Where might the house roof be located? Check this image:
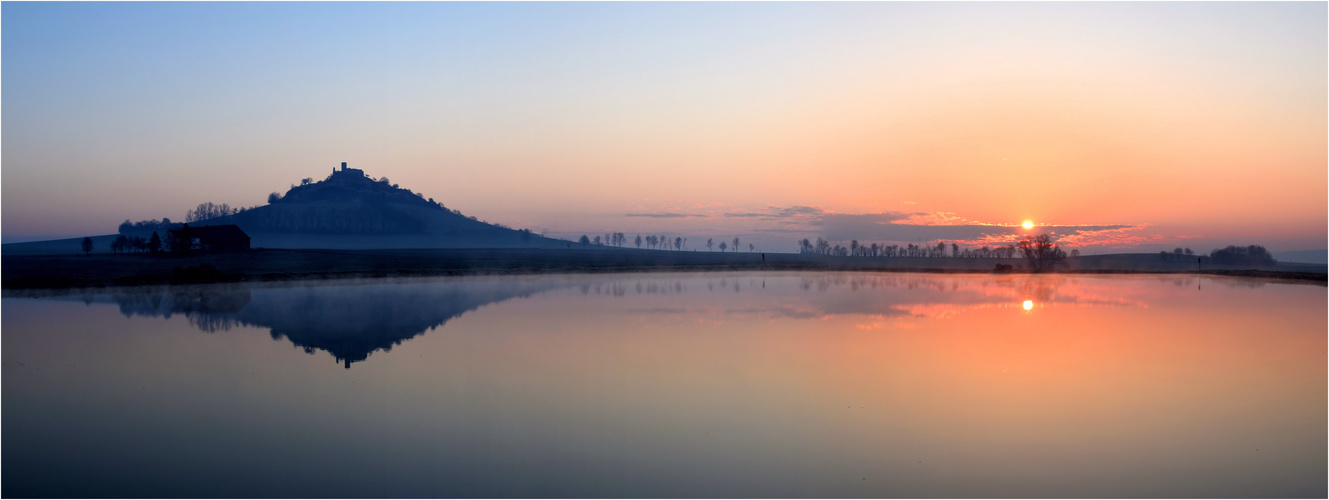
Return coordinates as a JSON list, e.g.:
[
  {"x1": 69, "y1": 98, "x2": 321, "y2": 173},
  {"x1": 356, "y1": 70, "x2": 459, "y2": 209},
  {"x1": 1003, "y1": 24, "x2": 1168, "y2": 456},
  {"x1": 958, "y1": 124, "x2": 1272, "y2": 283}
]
[{"x1": 173, "y1": 224, "x2": 250, "y2": 240}]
